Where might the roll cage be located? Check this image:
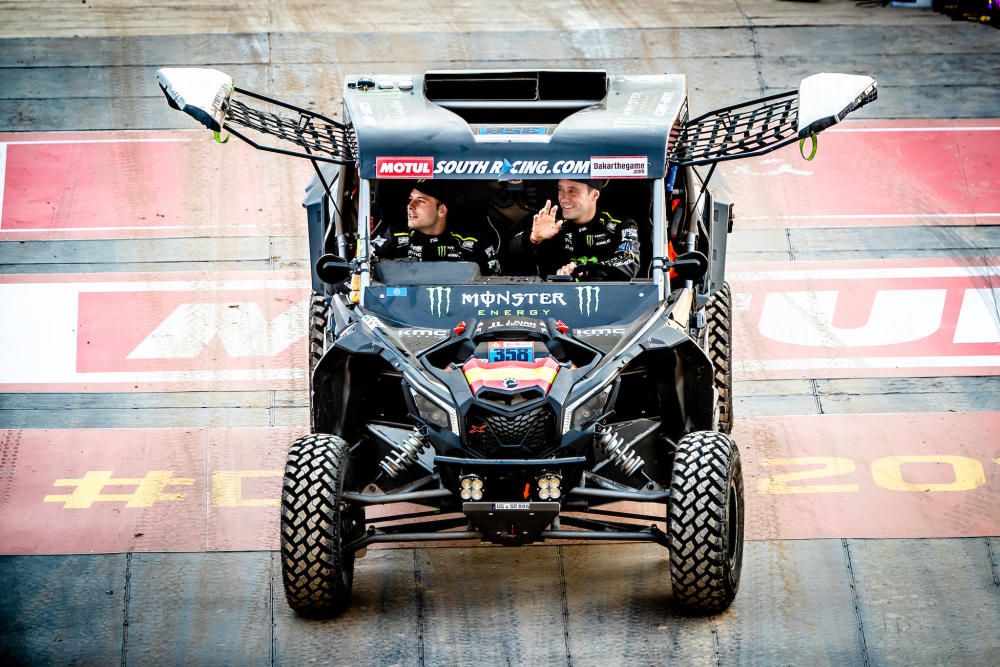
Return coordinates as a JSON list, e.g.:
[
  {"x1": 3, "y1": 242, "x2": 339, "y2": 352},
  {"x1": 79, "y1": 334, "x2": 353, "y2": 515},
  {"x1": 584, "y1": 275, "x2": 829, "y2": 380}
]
[{"x1": 155, "y1": 67, "x2": 877, "y2": 299}]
